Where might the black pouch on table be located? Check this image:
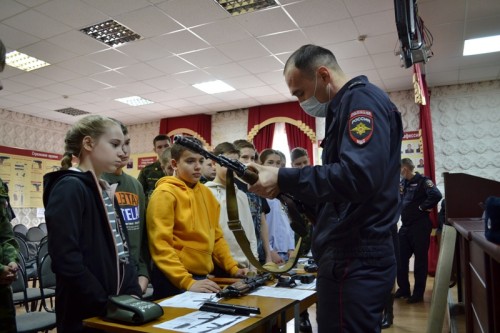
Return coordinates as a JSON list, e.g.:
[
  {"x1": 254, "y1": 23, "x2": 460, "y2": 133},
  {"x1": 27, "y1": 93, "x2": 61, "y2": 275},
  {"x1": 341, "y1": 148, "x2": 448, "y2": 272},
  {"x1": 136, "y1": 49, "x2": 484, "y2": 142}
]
[{"x1": 105, "y1": 295, "x2": 164, "y2": 325}]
